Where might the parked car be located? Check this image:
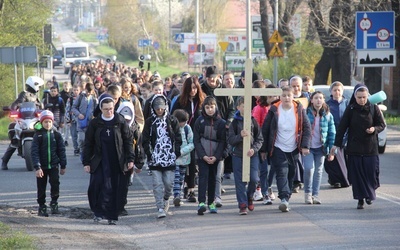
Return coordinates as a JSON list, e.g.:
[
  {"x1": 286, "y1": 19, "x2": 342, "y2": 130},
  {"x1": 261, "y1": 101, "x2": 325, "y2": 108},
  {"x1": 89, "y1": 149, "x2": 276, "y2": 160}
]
[
  {"x1": 313, "y1": 85, "x2": 387, "y2": 154},
  {"x1": 53, "y1": 50, "x2": 63, "y2": 68}
]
